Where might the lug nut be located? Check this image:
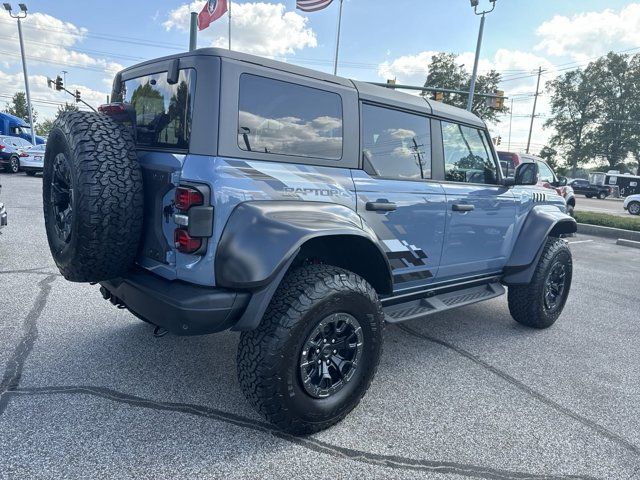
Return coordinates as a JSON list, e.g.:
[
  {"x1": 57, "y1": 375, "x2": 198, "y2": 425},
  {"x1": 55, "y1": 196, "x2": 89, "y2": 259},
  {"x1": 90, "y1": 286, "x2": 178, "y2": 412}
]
[
  {"x1": 333, "y1": 350, "x2": 337, "y2": 354},
  {"x1": 331, "y1": 339, "x2": 335, "y2": 343}
]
